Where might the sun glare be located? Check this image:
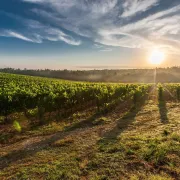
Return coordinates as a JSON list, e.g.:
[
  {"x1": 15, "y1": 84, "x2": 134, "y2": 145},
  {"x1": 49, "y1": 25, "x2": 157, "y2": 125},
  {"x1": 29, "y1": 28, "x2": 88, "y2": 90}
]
[{"x1": 148, "y1": 49, "x2": 165, "y2": 65}]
